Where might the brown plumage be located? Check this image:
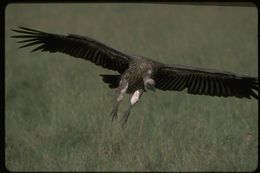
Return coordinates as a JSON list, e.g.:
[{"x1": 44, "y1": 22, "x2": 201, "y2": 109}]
[{"x1": 11, "y1": 27, "x2": 258, "y2": 125}]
